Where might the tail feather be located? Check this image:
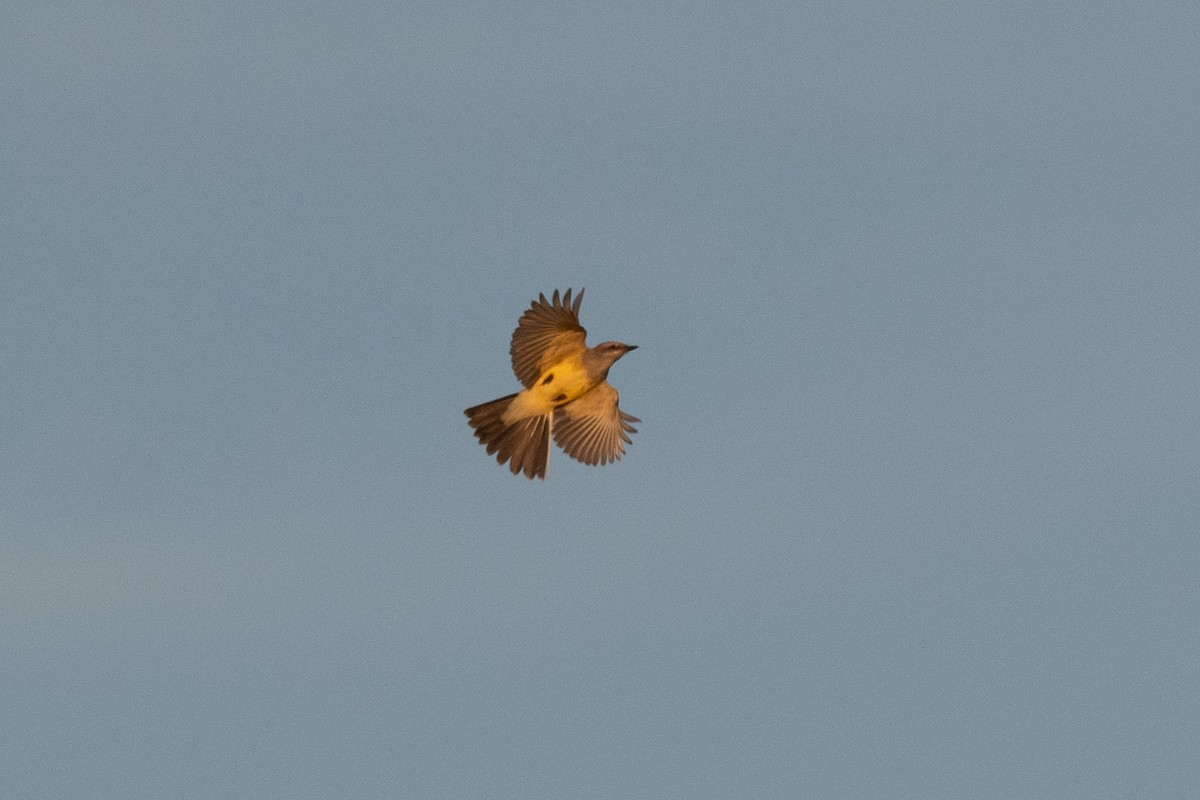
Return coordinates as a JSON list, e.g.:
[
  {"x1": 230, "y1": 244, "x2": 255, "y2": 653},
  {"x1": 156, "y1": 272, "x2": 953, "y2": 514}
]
[
  {"x1": 464, "y1": 394, "x2": 552, "y2": 479},
  {"x1": 504, "y1": 416, "x2": 549, "y2": 478}
]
